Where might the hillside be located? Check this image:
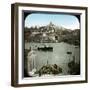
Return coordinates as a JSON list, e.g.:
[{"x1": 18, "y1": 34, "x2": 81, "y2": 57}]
[{"x1": 24, "y1": 22, "x2": 80, "y2": 46}]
